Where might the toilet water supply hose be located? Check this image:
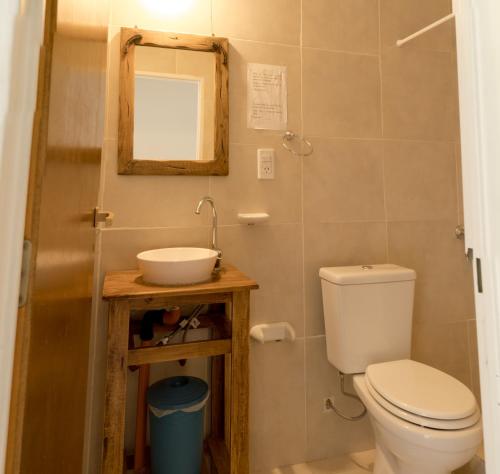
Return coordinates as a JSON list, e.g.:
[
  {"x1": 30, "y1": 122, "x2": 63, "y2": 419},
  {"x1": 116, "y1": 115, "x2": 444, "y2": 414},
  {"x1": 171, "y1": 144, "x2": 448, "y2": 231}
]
[{"x1": 326, "y1": 372, "x2": 367, "y2": 421}]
